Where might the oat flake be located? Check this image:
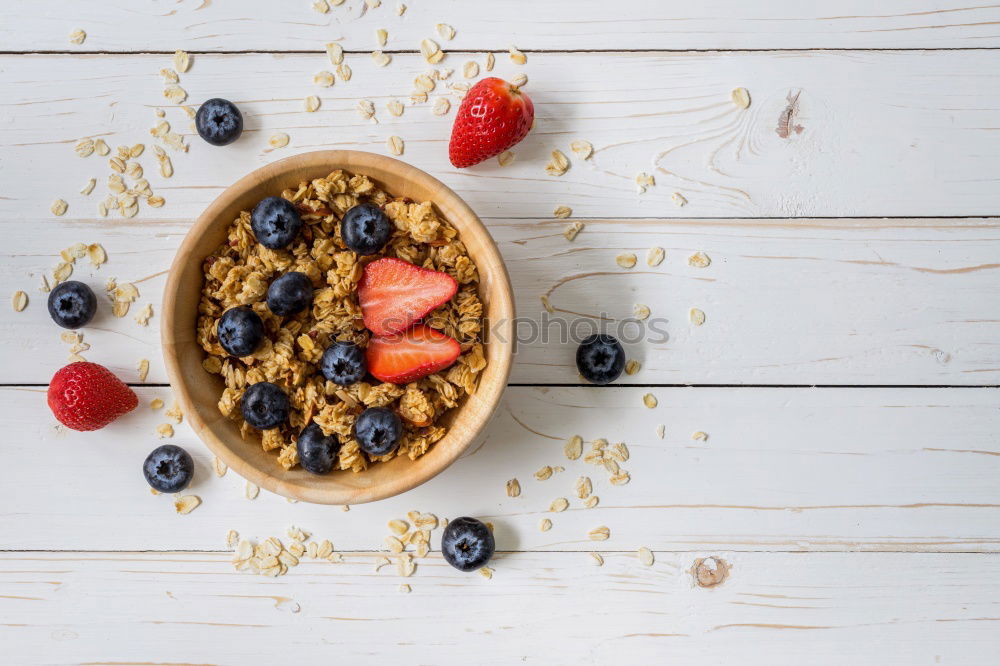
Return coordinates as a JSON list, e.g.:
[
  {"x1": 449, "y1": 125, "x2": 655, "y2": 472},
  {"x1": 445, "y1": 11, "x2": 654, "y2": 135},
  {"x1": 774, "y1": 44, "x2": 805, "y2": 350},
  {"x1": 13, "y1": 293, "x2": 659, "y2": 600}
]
[
  {"x1": 175, "y1": 495, "x2": 201, "y2": 514},
  {"x1": 638, "y1": 547, "x2": 654, "y2": 566},
  {"x1": 534, "y1": 465, "x2": 553, "y2": 481},
  {"x1": 590, "y1": 552, "x2": 604, "y2": 566},
  {"x1": 80, "y1": 178, "x2": 96, "y2": 195},
  {"x1": 372, "y1": 50, "x2": 392, "y2": 67},
  {"x1": 305, "y1": 96, "x2": 321, "y2": 112},
  {"x1": 643, "y1": 393, "x2": 657, "y2": 408},
  {"x1": 692, "y1": 431, "x2": 709, "y2": 442},
  {"x1": 539, "y1": 518, "x2": 552, "y2": 532},
  {"x1": 436, "y1": 23, "x2": 456, "y2": 40},
  {"x1": 545, "y1": 150, "x2": 569, "y2": 176},
  {"x1": 625, "y1": 359, "x2": 641, "y2": 375},
  {"x1": 505, "y1": 478, "x2": 521, "y2": 497},
  {"x1": 511, "y1": 73, "x2": 528, "y2": 88},
  {"x1": 564, "y1": 435, "x2": 583, "y2": 460},
  {"x1": 646, "y1": 246, "x2": 665, "y2": 267},
  {"x1": 570, "y1": 140, "x2": 593, "y2": 160},
  {"x1": 213, "y1": 456, "x2": 228, "y2": 477},
  {"x1": 463, "y1": 61, "x2": 479, "y2": 79},
  {"x1": 550, "y1": 497, "x2": 569, "y2": 512},
  {"x1": 731, "y1": 87, "x2": 751, "y2": 109},
  {"x1": 672, "y1": 192, "x2": 688, "y2": 207},
  {"x1": 387, "y1": 99, "x2": 404, "y2": 116},
  {"x1": 51, "y1": 199, "x2": 68, "y2": 216},
  {"x1": 387, "y1": 135, "x2": 404, "y2": 156},
  {"x1": 137, "y1": 359, "x2": 150, "y2": 382},
  {"x1": 269, "y1": 133, "x2": 290, "y2": 149},
  {"x1": 69, "y1": 29, "x2": 86, "y2": 45},
  {"x1": 634, "y1": 303, "x2": 651, "y2": 320},
  {"x1": 497, "y1": 150, "x2": 515, "y2": 167},
  {"x1": 12, "y1": 291, "x2": 27, "y2": 312},
  {"x1": 509, "y1": 46, "x2": 527, "y2": 65},
  {"x1": 314, "y1": 70, "x2": 335, "y2": 87},
  {"x1": 615, "y1": 253, "x2": 637, "y2": 269},
  {"x1": 575, "y1": 476, "x2": 592, "y2": 499},
  {"x1": 589, "y1": 526, "x2": 610, "y2": 541},
  {"x1": 326, "y1": 43, "x2": 344, "y2": 65},
  {"x1": 479, "y1": 566, "x2": 493, "y2": 579},
  {"x1": 688, "y1": 251, "x2": 711, "y2": 268},
  {"x1": 174, "y1": 50, "x2": 191, "y2": 73},
  {"x1": 245, "y1": 481, "x2": 260, "y2": 500},
  {"x1": 485, "y1": 52, "x2": 495, "y2": 71},
  {"x1": 690, "y1": 308, "x2": 706, "y2": 326},
  {"x1": 656, "y1": 424, "x2": 665, "y2": 439},
  {"x1": 563, "y1": 221, "x2": 584, "y2": 241},
  {"x1": 163, "y1": 85, "x2": 188, "y2": 104}
]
